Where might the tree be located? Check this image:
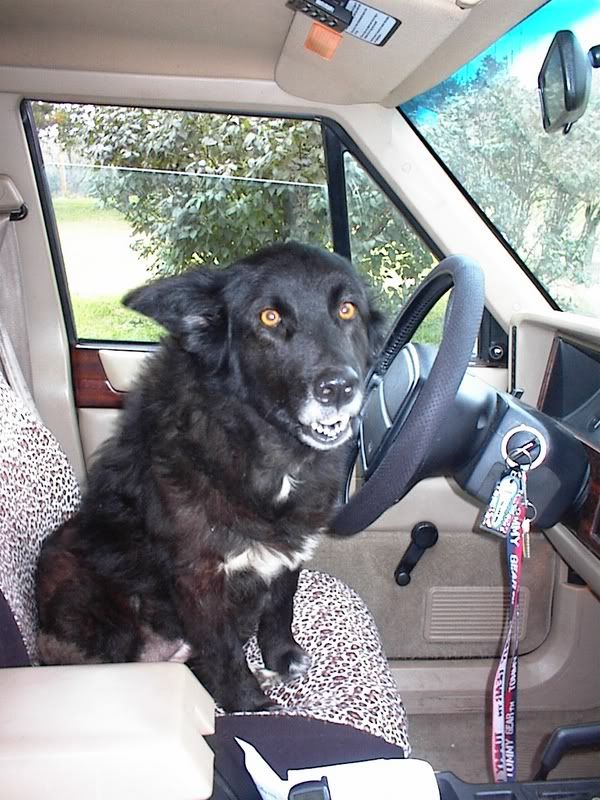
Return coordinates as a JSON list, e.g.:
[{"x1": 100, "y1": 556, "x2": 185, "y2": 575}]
[
  {"x1": 52, "y1": 106, "x2": 330, "y2": 275},
  {"x1": 37, "y1": 53, "x2": 600, "y2": 319},
  {"x1": 344, "y1": 153, "x2": 438, "y2": 314},
  {"x1": 37, "y1": 103, "x2": 438, "y2": 318},
  {"x1": 403, "y1": 56, "x2": 600, "y2": 305}
]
